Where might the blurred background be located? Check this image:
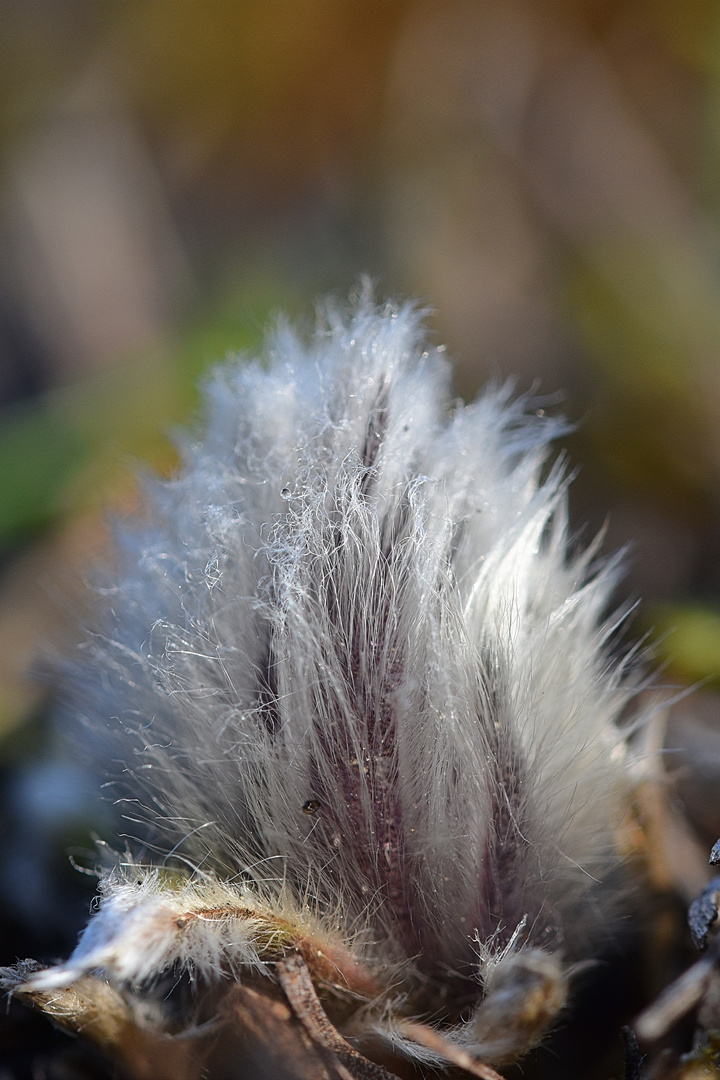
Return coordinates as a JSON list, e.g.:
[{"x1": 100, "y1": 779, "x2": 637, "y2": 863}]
[{"x1": 3, "y1": 1, "x2": 720, "y2": 1075}]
